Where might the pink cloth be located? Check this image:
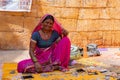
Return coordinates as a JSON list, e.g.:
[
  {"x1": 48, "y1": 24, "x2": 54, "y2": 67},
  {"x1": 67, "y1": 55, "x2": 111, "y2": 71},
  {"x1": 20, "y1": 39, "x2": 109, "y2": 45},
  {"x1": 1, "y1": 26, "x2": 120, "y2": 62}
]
[
  {"x1": 32, "y1": 14, "x2": 62, "y2": 35},
  {"x1": 17, "y1": 14, "x2": 71, "y2": 73}
]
